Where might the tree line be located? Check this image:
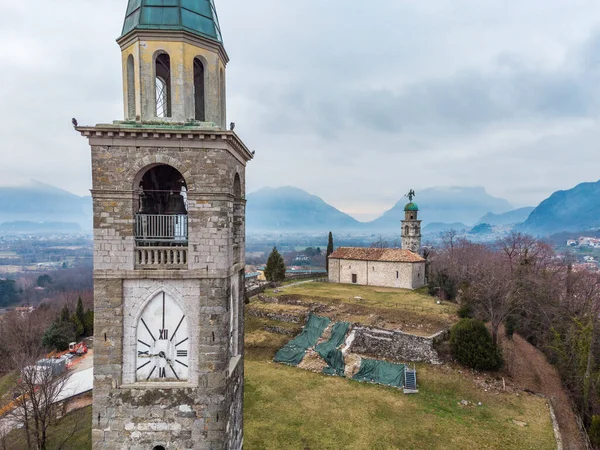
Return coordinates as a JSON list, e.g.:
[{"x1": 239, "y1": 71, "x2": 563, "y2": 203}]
[{"x1": 428, "y1": 230, "x2": 600, "y2": 444}]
